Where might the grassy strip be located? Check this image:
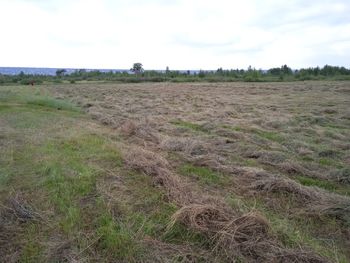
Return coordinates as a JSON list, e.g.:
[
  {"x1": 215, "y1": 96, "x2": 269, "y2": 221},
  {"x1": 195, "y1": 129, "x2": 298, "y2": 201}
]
[
  {"x1": 295, "y1": 175, "x2": 350, "y2": 196},
  {"x1": 25, "y1": 96, "x2": 81, "y2": 112},
  {"x1": 171, "y1": 120, "x2": 210, "y2": 133},
  {"x1": 0, "y1": 86, "x2": 79, "y2": 112},
  {"x1": 179, "y1": 164, "x2": 228, "y2": 186},
  {"x1": 0, "y1": 90, "x2": 210, "y2": 261}
]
